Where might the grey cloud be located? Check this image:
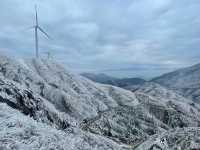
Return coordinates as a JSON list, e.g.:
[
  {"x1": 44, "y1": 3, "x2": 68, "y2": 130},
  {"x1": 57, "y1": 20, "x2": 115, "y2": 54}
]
[{"x1": 0, "y1": 0, "x2": 200, "y2": 78}]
